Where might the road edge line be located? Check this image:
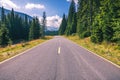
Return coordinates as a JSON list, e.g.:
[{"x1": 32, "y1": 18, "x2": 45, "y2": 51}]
[
  {"x1": 66, "y1": 38, "x2": 120, "y2": 69},
  {"x1": 0, "y1": 40, "x2": 51, "y2": 65}
]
